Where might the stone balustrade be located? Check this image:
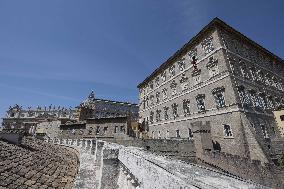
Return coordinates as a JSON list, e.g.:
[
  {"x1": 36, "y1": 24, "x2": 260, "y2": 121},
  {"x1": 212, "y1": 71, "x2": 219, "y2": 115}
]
[{"x1": 47, "y1": 138, "x2": 267, "y2": 189}]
